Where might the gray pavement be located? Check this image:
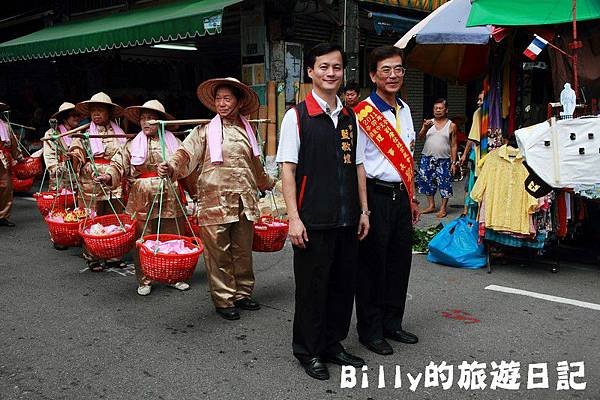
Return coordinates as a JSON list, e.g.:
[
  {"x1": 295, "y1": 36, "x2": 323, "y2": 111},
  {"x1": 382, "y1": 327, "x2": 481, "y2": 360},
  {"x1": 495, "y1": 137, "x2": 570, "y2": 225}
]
[{"x1": 1, "y1": 191, "x2": 599, "y2": 400}]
